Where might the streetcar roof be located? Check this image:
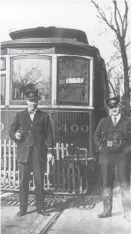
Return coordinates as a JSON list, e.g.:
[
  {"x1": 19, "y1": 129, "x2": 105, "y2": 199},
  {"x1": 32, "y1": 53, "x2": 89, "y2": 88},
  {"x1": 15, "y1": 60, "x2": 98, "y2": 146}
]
[
  {"x1": 1, "y1": 27, "x2": 101, "y2": 59},
  {"x1": 9, "y1": 27, "x2": 88, "y2": 44}
]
